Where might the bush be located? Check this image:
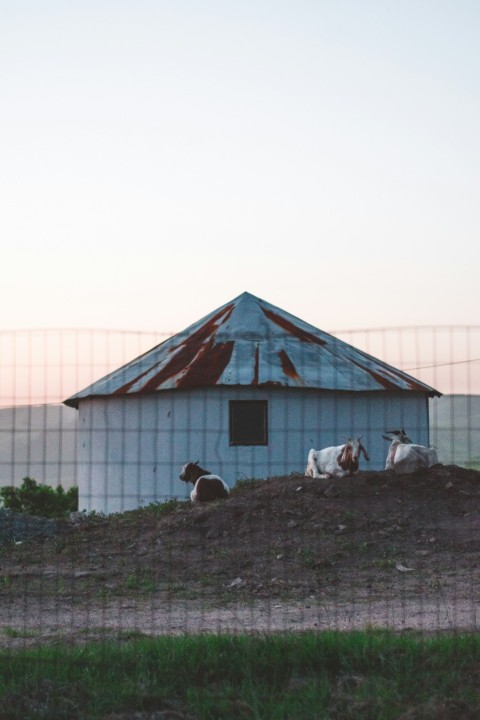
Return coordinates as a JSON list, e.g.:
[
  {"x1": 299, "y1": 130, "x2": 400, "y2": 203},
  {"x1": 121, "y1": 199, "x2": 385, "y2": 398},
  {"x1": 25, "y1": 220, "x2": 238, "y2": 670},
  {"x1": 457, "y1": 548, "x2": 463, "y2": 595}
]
[{"x1": 0, "y1": 477, "x2": 78, "y2": 518}]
